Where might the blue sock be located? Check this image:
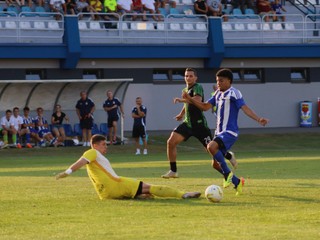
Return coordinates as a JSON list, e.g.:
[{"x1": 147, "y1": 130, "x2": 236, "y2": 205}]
[
  {"x1": 26, "y1": 133, "x2": 30, "y2": 143},
  {"x1": 232, "y1": 175, "x2": 240, "y2": 186},
  {"x1": 213, "y1": 151, "x2": 230, "y2": 175}
]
